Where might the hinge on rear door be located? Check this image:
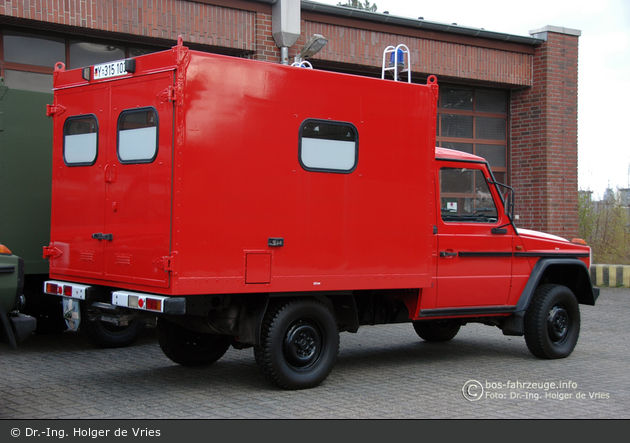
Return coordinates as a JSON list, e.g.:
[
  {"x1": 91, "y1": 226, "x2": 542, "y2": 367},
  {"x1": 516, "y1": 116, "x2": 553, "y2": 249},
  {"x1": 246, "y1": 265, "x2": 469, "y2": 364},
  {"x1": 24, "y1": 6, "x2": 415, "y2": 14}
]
[
  {"x1": 46, "y1": 104, "x2": 66, "y2": 117},
  {"x1": 157, "y1": 86, "x2": 178, "y2": 104},
  {"x1": 154, "y1": 253, "x2": 177, "y2": 273},
  {"x1": 43, "y1": 244, "x2": 63, "y2": 259}
]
